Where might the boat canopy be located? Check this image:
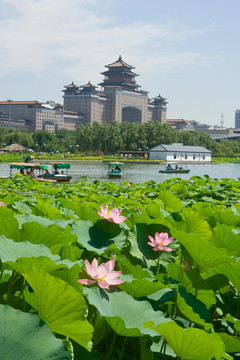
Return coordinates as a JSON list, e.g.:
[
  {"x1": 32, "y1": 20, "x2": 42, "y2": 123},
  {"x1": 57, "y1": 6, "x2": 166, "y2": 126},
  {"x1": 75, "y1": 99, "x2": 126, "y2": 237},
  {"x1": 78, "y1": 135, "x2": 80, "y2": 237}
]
[
  {"x1": 9, "y1": 163, "x2": 48, "y2": 170},
  {"x1": 108, "y1": 162, "x2": 123, "y2": 167},
  {"x1": 45, "y1": 162, "x2": 71, "y2": 169}
]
